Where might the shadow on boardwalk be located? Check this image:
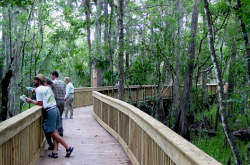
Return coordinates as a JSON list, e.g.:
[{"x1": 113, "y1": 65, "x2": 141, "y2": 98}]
[{"x1": 36, "y1": 106, "x2": 131, "y2": 165}]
